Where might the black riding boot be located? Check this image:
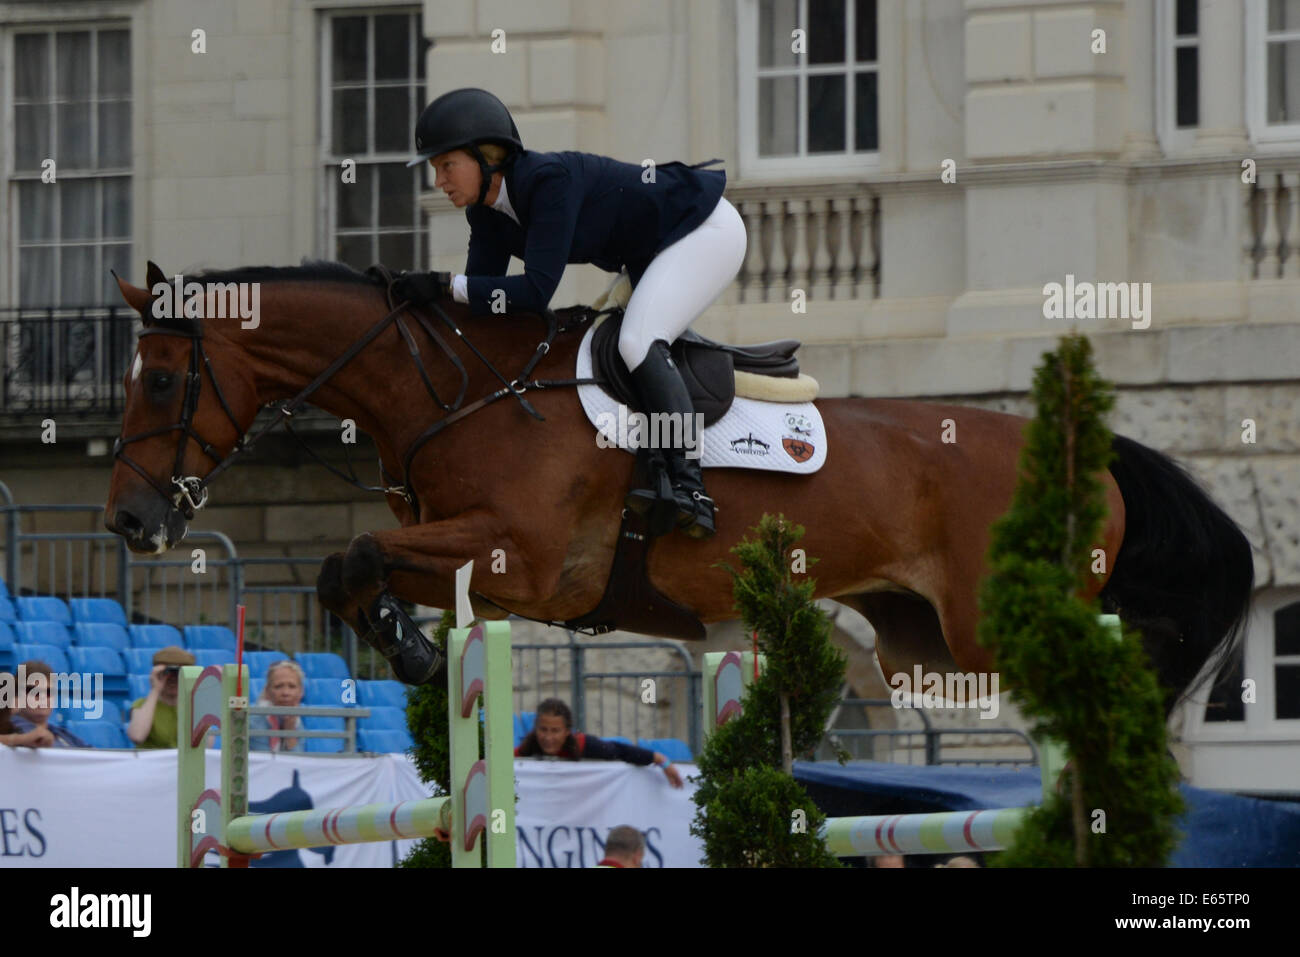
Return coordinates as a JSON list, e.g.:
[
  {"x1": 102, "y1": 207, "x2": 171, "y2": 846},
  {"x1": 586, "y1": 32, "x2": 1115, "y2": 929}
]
[
  {"x1": 365, "y1": 593, "x2": 445, "y2": 685},
  {"x1": 622, "y1": 340, "x2": 716, "y2": 539}
]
